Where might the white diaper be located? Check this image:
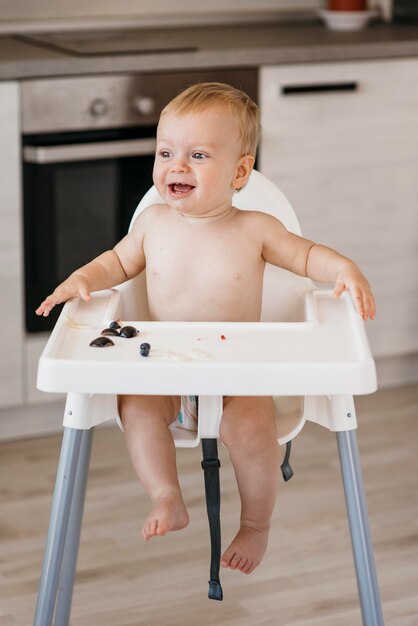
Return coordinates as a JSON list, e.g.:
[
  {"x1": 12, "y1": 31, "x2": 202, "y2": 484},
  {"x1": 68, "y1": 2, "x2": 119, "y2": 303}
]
[
  {"x1": 116, "y1": 396, "x2": 198, "y2": 432},
  {"x1": 175, "y1": 395, "x2": 198, "y2": 431}
]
